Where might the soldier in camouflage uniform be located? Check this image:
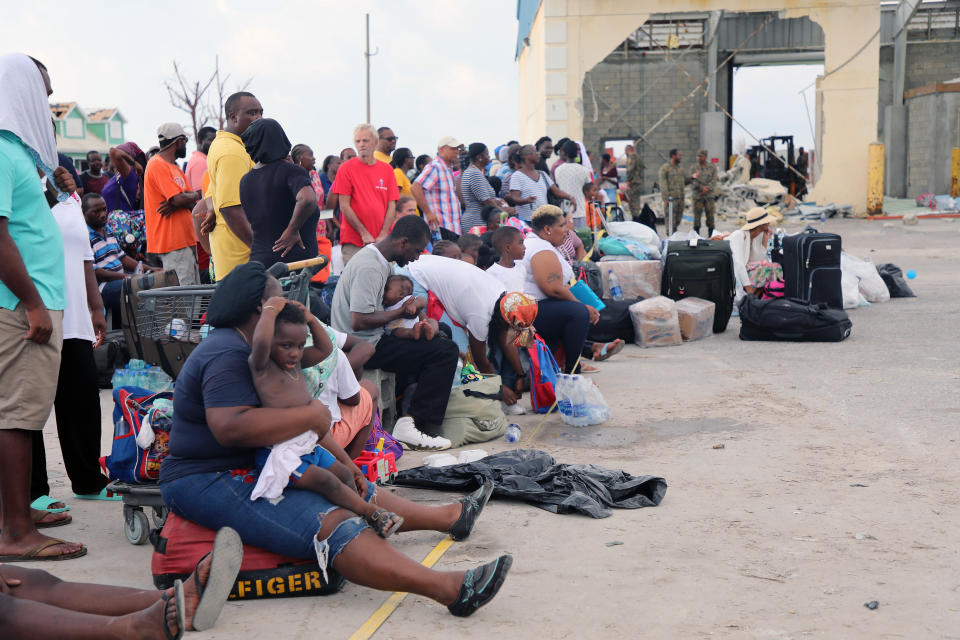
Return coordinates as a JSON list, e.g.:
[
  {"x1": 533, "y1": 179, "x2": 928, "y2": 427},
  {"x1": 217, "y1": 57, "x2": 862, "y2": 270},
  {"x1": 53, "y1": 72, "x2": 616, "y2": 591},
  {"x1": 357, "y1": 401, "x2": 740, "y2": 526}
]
[
  {"x1": 625, "y1": 140, "x2": 645, "y2": 218},
  {"x1": 658, "y1": 148, "x2": 687, "y2": 233},
  {"x1": 690, "y1": 148, "x2": 718, "y2": 236}
]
